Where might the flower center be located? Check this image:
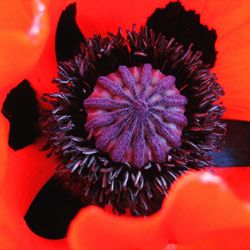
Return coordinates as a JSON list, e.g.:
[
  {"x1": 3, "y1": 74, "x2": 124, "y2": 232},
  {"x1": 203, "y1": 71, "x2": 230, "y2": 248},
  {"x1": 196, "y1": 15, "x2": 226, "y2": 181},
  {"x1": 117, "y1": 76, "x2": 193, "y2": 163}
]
[
  {"x1": 84, "y1": 64, "x2": 188, "y2": 168},
  {"x1": 41, "y1": 25, "x2": 225, "y2": 215},
  {"x1": 132, "y1": 99, "x2": 148, "y2": 117}
]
